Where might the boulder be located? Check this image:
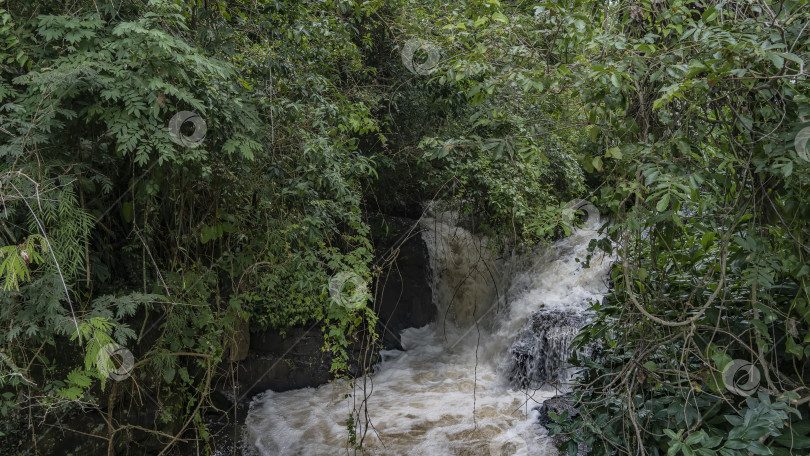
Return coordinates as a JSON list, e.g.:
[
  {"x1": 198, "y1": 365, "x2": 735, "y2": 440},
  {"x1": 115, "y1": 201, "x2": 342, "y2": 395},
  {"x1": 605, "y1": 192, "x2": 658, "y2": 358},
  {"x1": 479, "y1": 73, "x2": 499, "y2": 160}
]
[
  {"x1": 505, "y1": 308, "x2": 590, "y2": 389},
  {"x1": 535, "y1": 394, "x2": 579, "y2": 428},
  {"x1": 369, "y1": 215, "x2": 435, "y2": 349},
  {"x1": 236, "y1": 325, "x2": 334, "y2": 397},
  {"x1": 232, "y1": 215, "x2": 435, "y2": 397}
]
